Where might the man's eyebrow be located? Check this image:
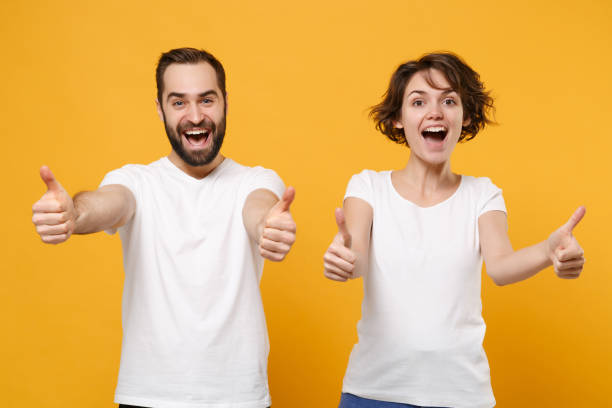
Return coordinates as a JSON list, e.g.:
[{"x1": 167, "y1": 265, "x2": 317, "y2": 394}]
[
  {"x1": 166, "y1": 90, "x2": 218, "y2": 101},
  {"x1": 199, "y1": 90, "x2": 218, "y2": 98}
]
